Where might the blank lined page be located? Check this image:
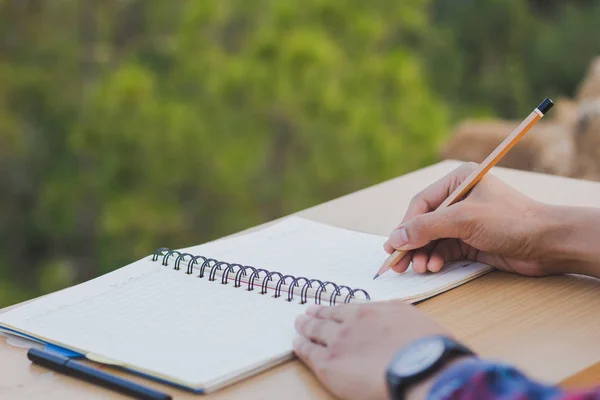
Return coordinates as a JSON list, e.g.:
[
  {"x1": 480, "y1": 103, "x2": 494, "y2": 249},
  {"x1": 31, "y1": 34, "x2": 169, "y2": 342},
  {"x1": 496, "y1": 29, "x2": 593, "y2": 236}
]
[
  {"x1": 0, "y1": 259, "x2": 307, "y2": 390},
  {"x1": 177, "y1": 216, "x2": 492, "y2": 301}
]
